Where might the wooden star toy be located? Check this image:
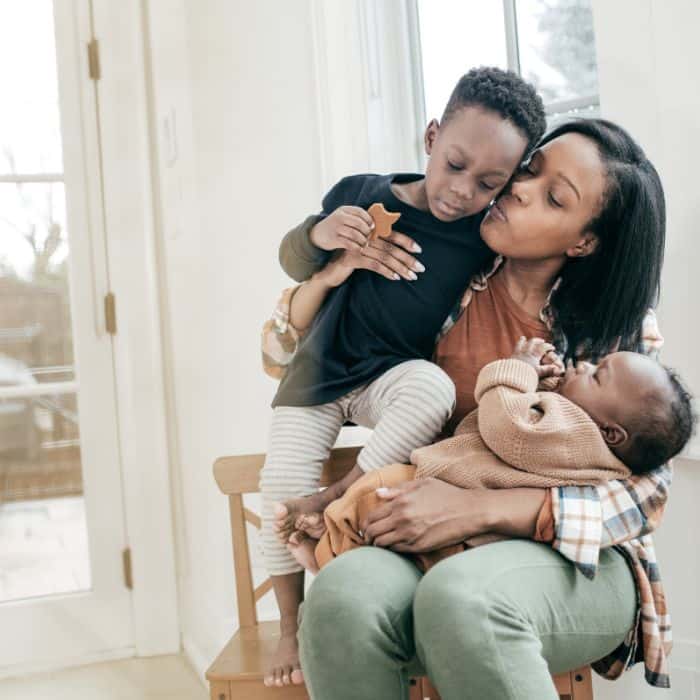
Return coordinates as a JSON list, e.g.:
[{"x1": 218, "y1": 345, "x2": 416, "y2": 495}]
[{"x1": 368, "y1": 202, "x2": 401, "y2": 242}]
